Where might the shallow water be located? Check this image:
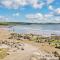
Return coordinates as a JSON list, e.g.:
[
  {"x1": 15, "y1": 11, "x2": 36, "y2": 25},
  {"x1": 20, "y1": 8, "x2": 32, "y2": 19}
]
[{"x1": 7, "y1": 24, "x2": 60, "y2": 36}]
